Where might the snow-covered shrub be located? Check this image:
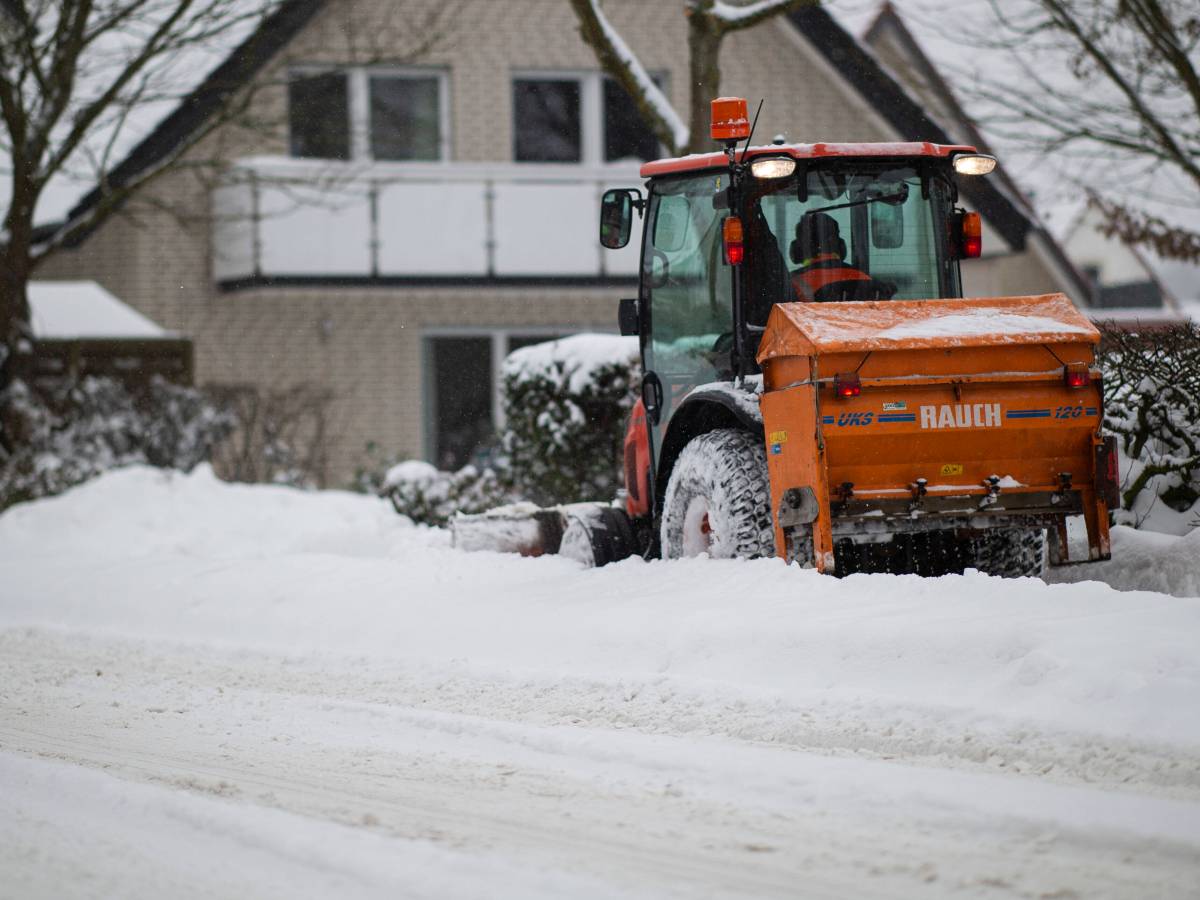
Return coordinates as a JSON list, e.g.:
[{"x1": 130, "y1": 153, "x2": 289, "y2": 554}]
[
  {"x1": 1097, "y1": 322, "x2": 1200, "y2": 527},
  {"x1": 500, "y1": 334, "x2": 640, "y2": 506},
  {"x1": 379, "y1": 460, "x2": 509, "y2": 526},
  {"x1": 0, "y1": 375, "x2": 233, "y2": 509}
]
